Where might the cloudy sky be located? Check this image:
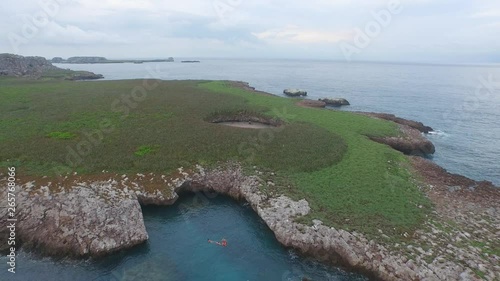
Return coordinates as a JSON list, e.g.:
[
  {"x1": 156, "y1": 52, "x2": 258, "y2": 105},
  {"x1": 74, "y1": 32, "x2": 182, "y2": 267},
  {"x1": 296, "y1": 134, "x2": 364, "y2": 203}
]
[{"x1": 1, "y1": 0, "x2": 499, "y2": 63}]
